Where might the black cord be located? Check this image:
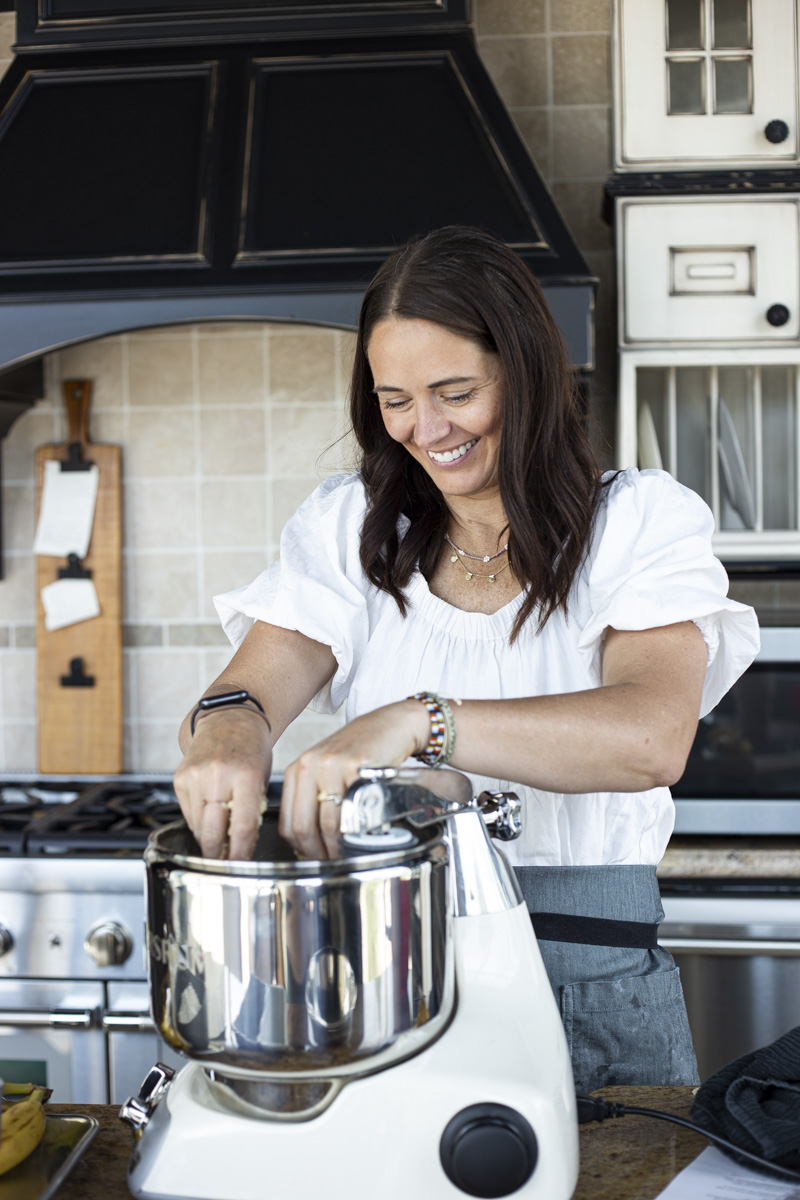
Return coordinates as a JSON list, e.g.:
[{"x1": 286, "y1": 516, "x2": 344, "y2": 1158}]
[{"x1": 576, "y1": 1094, "x2": 800, "y2": 1184}]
